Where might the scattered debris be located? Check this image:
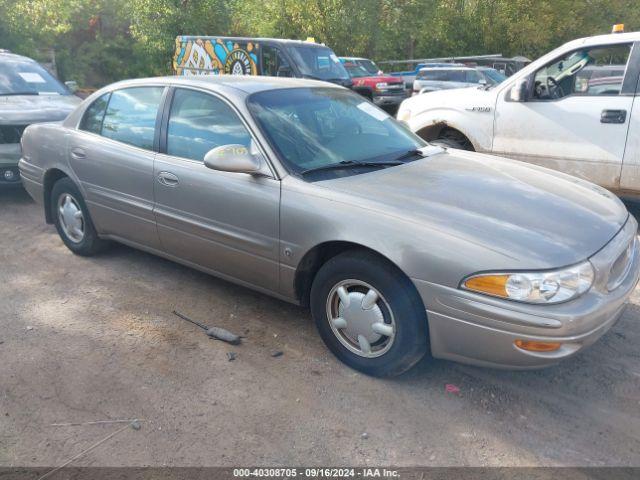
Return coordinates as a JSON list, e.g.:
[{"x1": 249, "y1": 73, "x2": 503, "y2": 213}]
[
  {"x1": 361, "y1": 432, "x2": 369, "y2": 440},
  {"x1": 227, "y1": 352, "x2": 237, "y2": 362},
  {"x1": 130, "y1": 420, "x2": 142, "y2": 431},
  {"x1": 26, "y1": 326, "x2": 34, "y2": 331},
  {"x1": 445, "y1": 383, "x2": 461, "y2": 395},
  {"x1": 271, "y1": 350, "x2": 284, "y2": 358},
  {"x1": 173, "y1": 310, "x2": 241, "y2": 345},
  {"x1": 51, "y1": 419, "x2": 144, "y2": 427},
  {"x1": 37, "y1": 420, "x2": 139, "y2": 480}
]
